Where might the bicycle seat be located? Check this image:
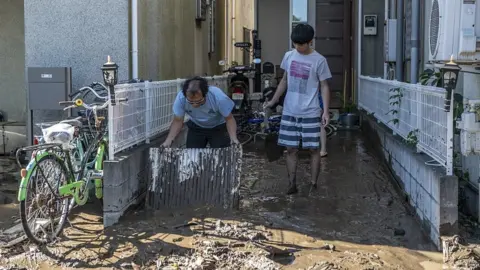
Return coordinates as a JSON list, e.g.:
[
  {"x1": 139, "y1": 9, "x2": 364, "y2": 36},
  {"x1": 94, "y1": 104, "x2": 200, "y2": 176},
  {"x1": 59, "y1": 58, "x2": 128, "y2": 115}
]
[{"x1": 60, "y1": 117, "x2": 83, "y2": 127}]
